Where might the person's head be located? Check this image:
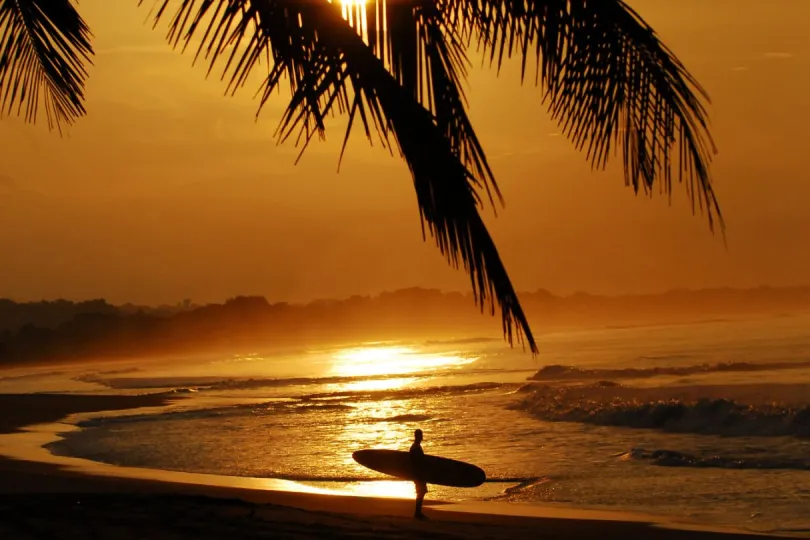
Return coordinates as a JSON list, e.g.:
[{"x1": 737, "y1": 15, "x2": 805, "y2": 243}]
[{"x1": 414, "y1": 429, "x2": 423, "y2": 443}]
